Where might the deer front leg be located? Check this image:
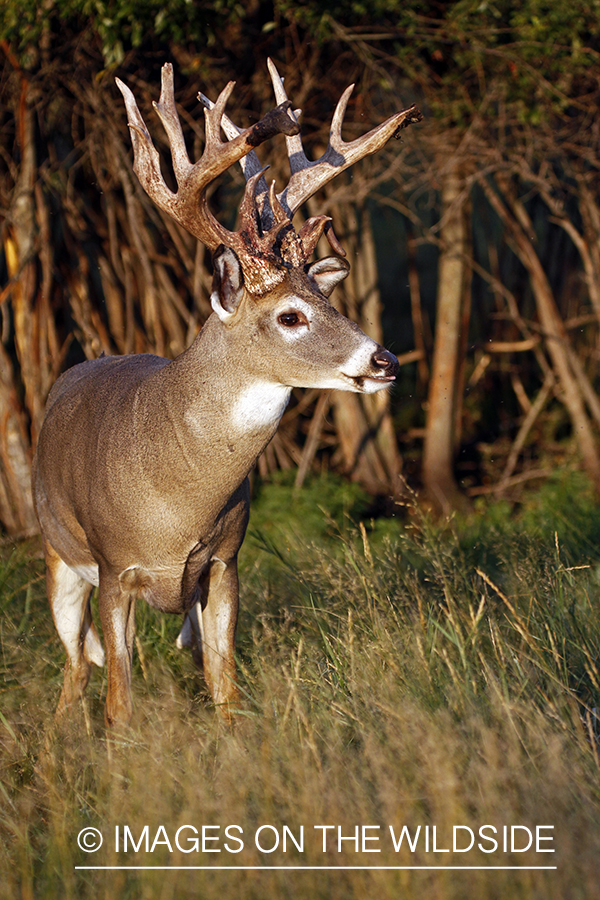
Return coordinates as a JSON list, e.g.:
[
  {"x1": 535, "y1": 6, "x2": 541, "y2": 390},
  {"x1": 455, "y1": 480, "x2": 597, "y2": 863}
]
[
  {"x1": 98, "y1": 574, "x2": 137, "y2": 728},
  {"x1": 200, "y1": 558, "x2": 240, "y2": 720}
]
